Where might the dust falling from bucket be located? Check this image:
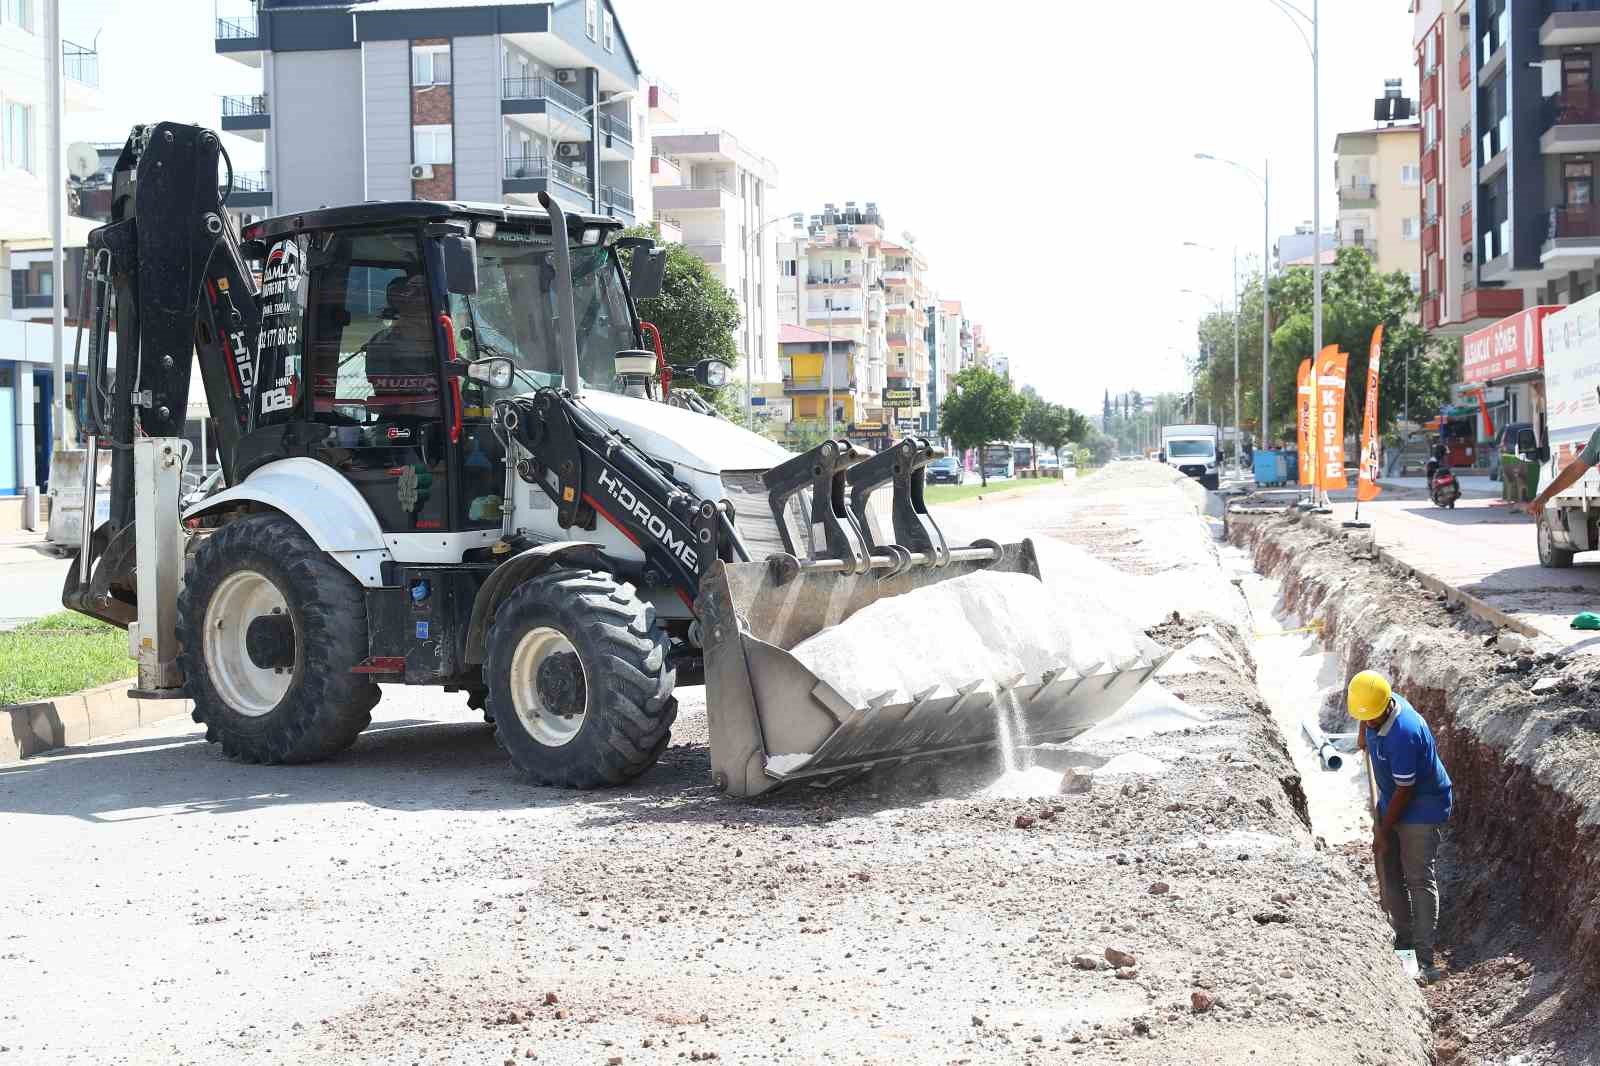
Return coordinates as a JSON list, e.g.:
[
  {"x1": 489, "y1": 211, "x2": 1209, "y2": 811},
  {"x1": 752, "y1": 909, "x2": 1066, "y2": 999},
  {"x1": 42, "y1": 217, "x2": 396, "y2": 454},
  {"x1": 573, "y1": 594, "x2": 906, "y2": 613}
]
[{"x1": 994, "y1": 689, "x2": 1033, "y2": 774}]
